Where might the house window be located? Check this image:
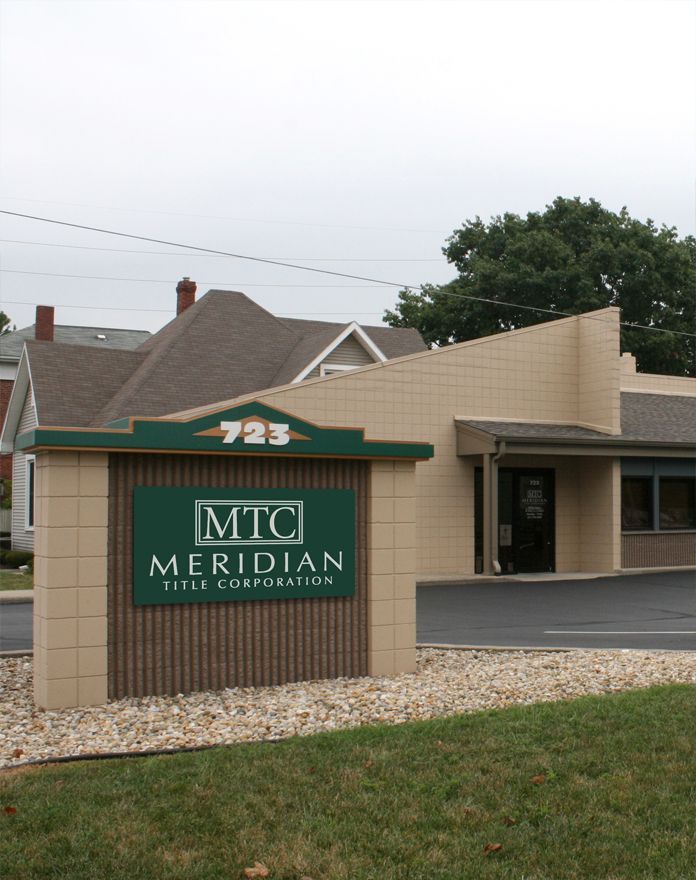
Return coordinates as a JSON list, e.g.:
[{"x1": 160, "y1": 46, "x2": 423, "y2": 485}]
[
  {"x1": 25, "y1": 456, "x2": 36, "y2": 530},
  {"x1": 659, "y1": 478, "x2": 696, "y2": 530}
]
